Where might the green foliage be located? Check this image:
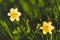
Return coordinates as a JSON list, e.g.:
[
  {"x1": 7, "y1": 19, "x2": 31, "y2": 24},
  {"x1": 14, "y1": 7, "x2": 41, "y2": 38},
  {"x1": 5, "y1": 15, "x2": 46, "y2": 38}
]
[{"x1": 0, "y1": 0, "x2": 60, "y2": 40}]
